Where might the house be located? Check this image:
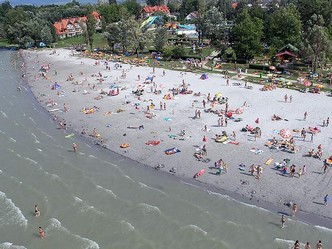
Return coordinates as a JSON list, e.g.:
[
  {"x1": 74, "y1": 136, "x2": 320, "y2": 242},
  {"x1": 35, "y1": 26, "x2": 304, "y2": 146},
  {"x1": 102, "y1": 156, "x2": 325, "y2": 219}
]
[
  {"x1": 141, "y1": 5, "x2": 170, "y2": 18},
  {"x1": 275, "y1": 44, "x2": 299, "y2": 61},
  {"x1": 185, "y1": 11, "x2": 198, "y2": 21},
  {"x1": 53, "y1": 11, "x2": 101, "y2": 40}
]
